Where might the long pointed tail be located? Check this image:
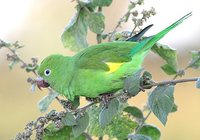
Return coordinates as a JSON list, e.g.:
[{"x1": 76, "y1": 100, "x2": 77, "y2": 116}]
[{"x1": 129, "y1": 12, "x2": 192, "y2": 56}]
